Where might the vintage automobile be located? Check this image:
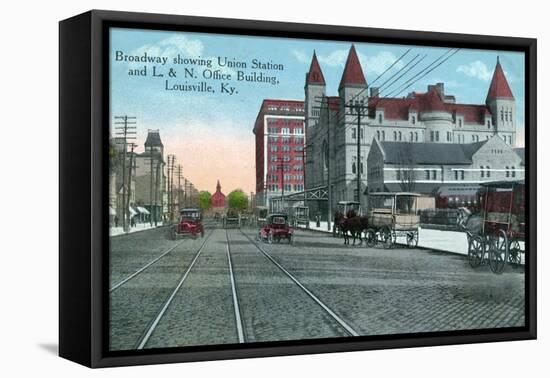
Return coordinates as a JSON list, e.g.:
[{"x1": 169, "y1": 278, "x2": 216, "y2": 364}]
[
  {"x1": 170, "y1": 208, "x2": 204, "y2": 239},
  {"x1": 258, "y1": 213, "x2": 293, "y2": 244}
]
